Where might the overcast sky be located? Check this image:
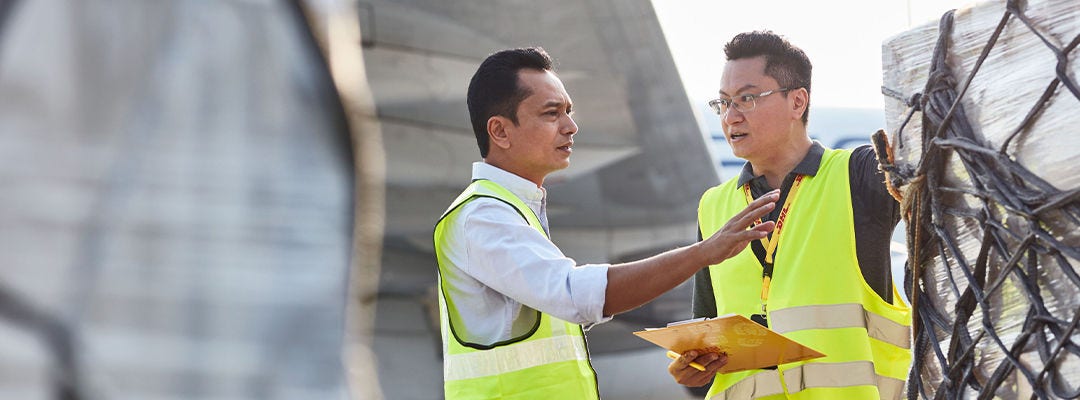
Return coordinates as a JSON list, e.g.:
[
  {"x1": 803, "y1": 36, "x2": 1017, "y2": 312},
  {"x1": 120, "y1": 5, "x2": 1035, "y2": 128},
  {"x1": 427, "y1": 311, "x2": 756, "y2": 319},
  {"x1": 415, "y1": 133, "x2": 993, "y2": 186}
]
[{"x1": 653, "y1": 0, "x2": 977, "y2": 109}]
